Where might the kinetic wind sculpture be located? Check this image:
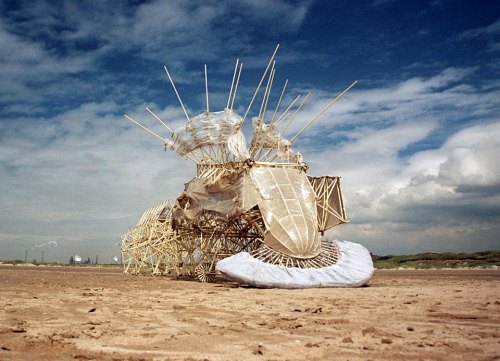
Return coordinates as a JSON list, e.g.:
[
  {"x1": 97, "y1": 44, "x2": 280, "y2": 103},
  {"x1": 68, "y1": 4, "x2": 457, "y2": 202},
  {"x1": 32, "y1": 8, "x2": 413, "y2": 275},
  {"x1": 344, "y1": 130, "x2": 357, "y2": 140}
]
[{"x1": 121, "y1": 45, "x2": 374, "y2": 288}]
